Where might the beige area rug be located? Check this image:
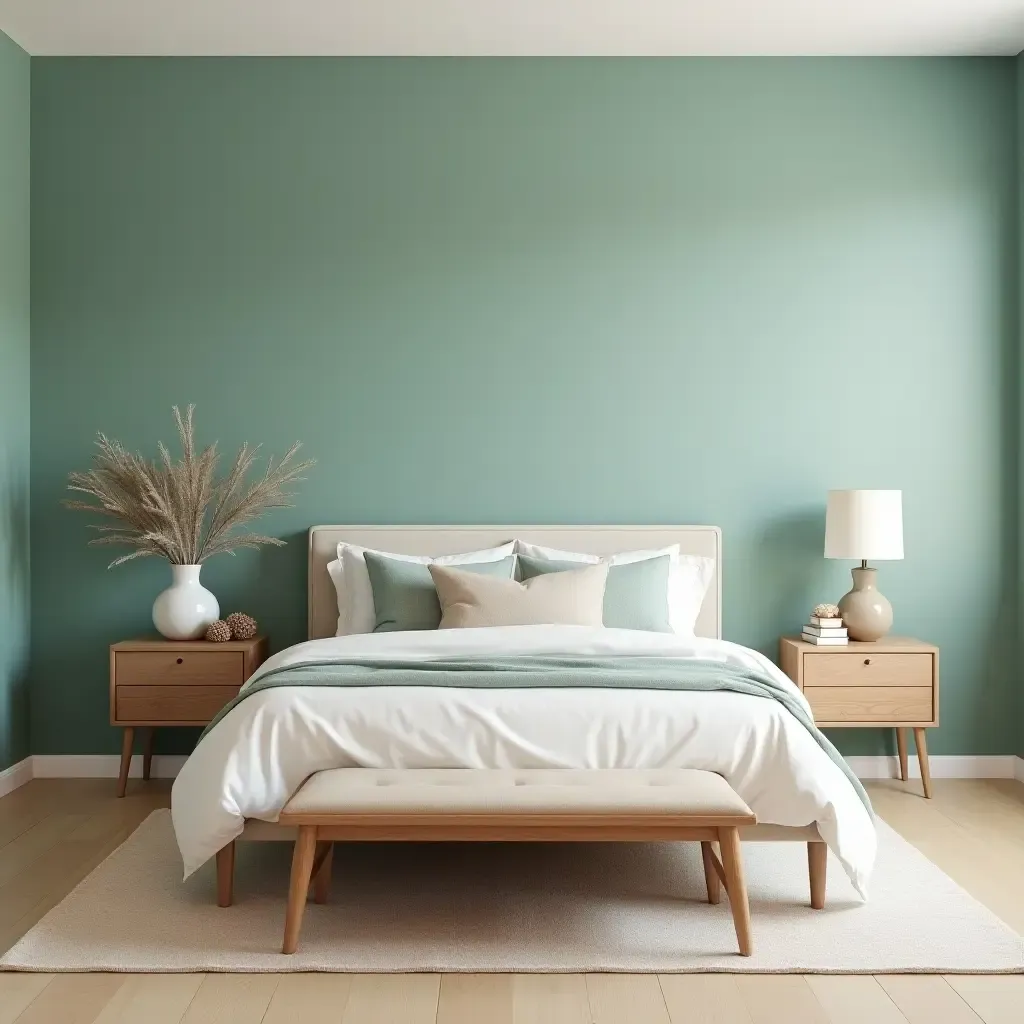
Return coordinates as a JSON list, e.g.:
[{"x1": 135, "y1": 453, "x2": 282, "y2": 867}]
[{"x1": 2, "y1": 810, "x2": 1021, "y2": 974}]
